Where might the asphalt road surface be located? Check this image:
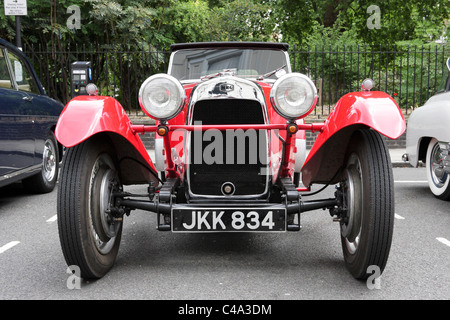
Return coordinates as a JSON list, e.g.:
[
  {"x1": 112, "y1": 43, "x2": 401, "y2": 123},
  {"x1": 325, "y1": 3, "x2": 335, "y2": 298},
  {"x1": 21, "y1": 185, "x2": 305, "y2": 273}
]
[{"x1": 0, "y1": 167, "x2": 449, "y2": 302}]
